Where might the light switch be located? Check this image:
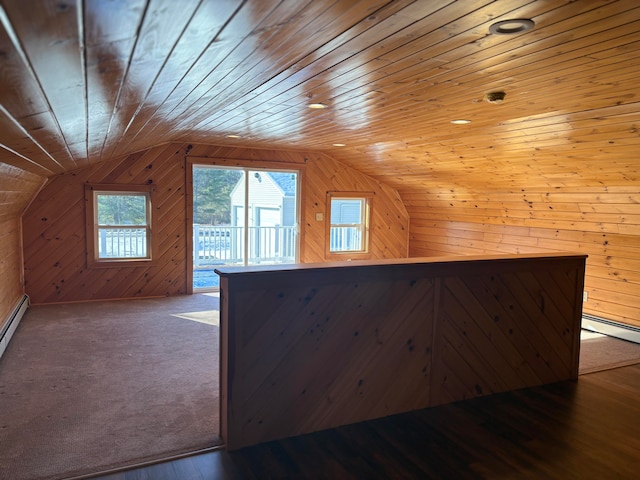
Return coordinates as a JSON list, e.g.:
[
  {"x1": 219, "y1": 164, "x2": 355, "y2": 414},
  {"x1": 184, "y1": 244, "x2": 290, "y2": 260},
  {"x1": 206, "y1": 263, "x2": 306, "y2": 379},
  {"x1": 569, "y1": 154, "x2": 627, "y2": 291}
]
[{"x1": 315, "y1": 213, "x2": 324, "y2": 221}]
